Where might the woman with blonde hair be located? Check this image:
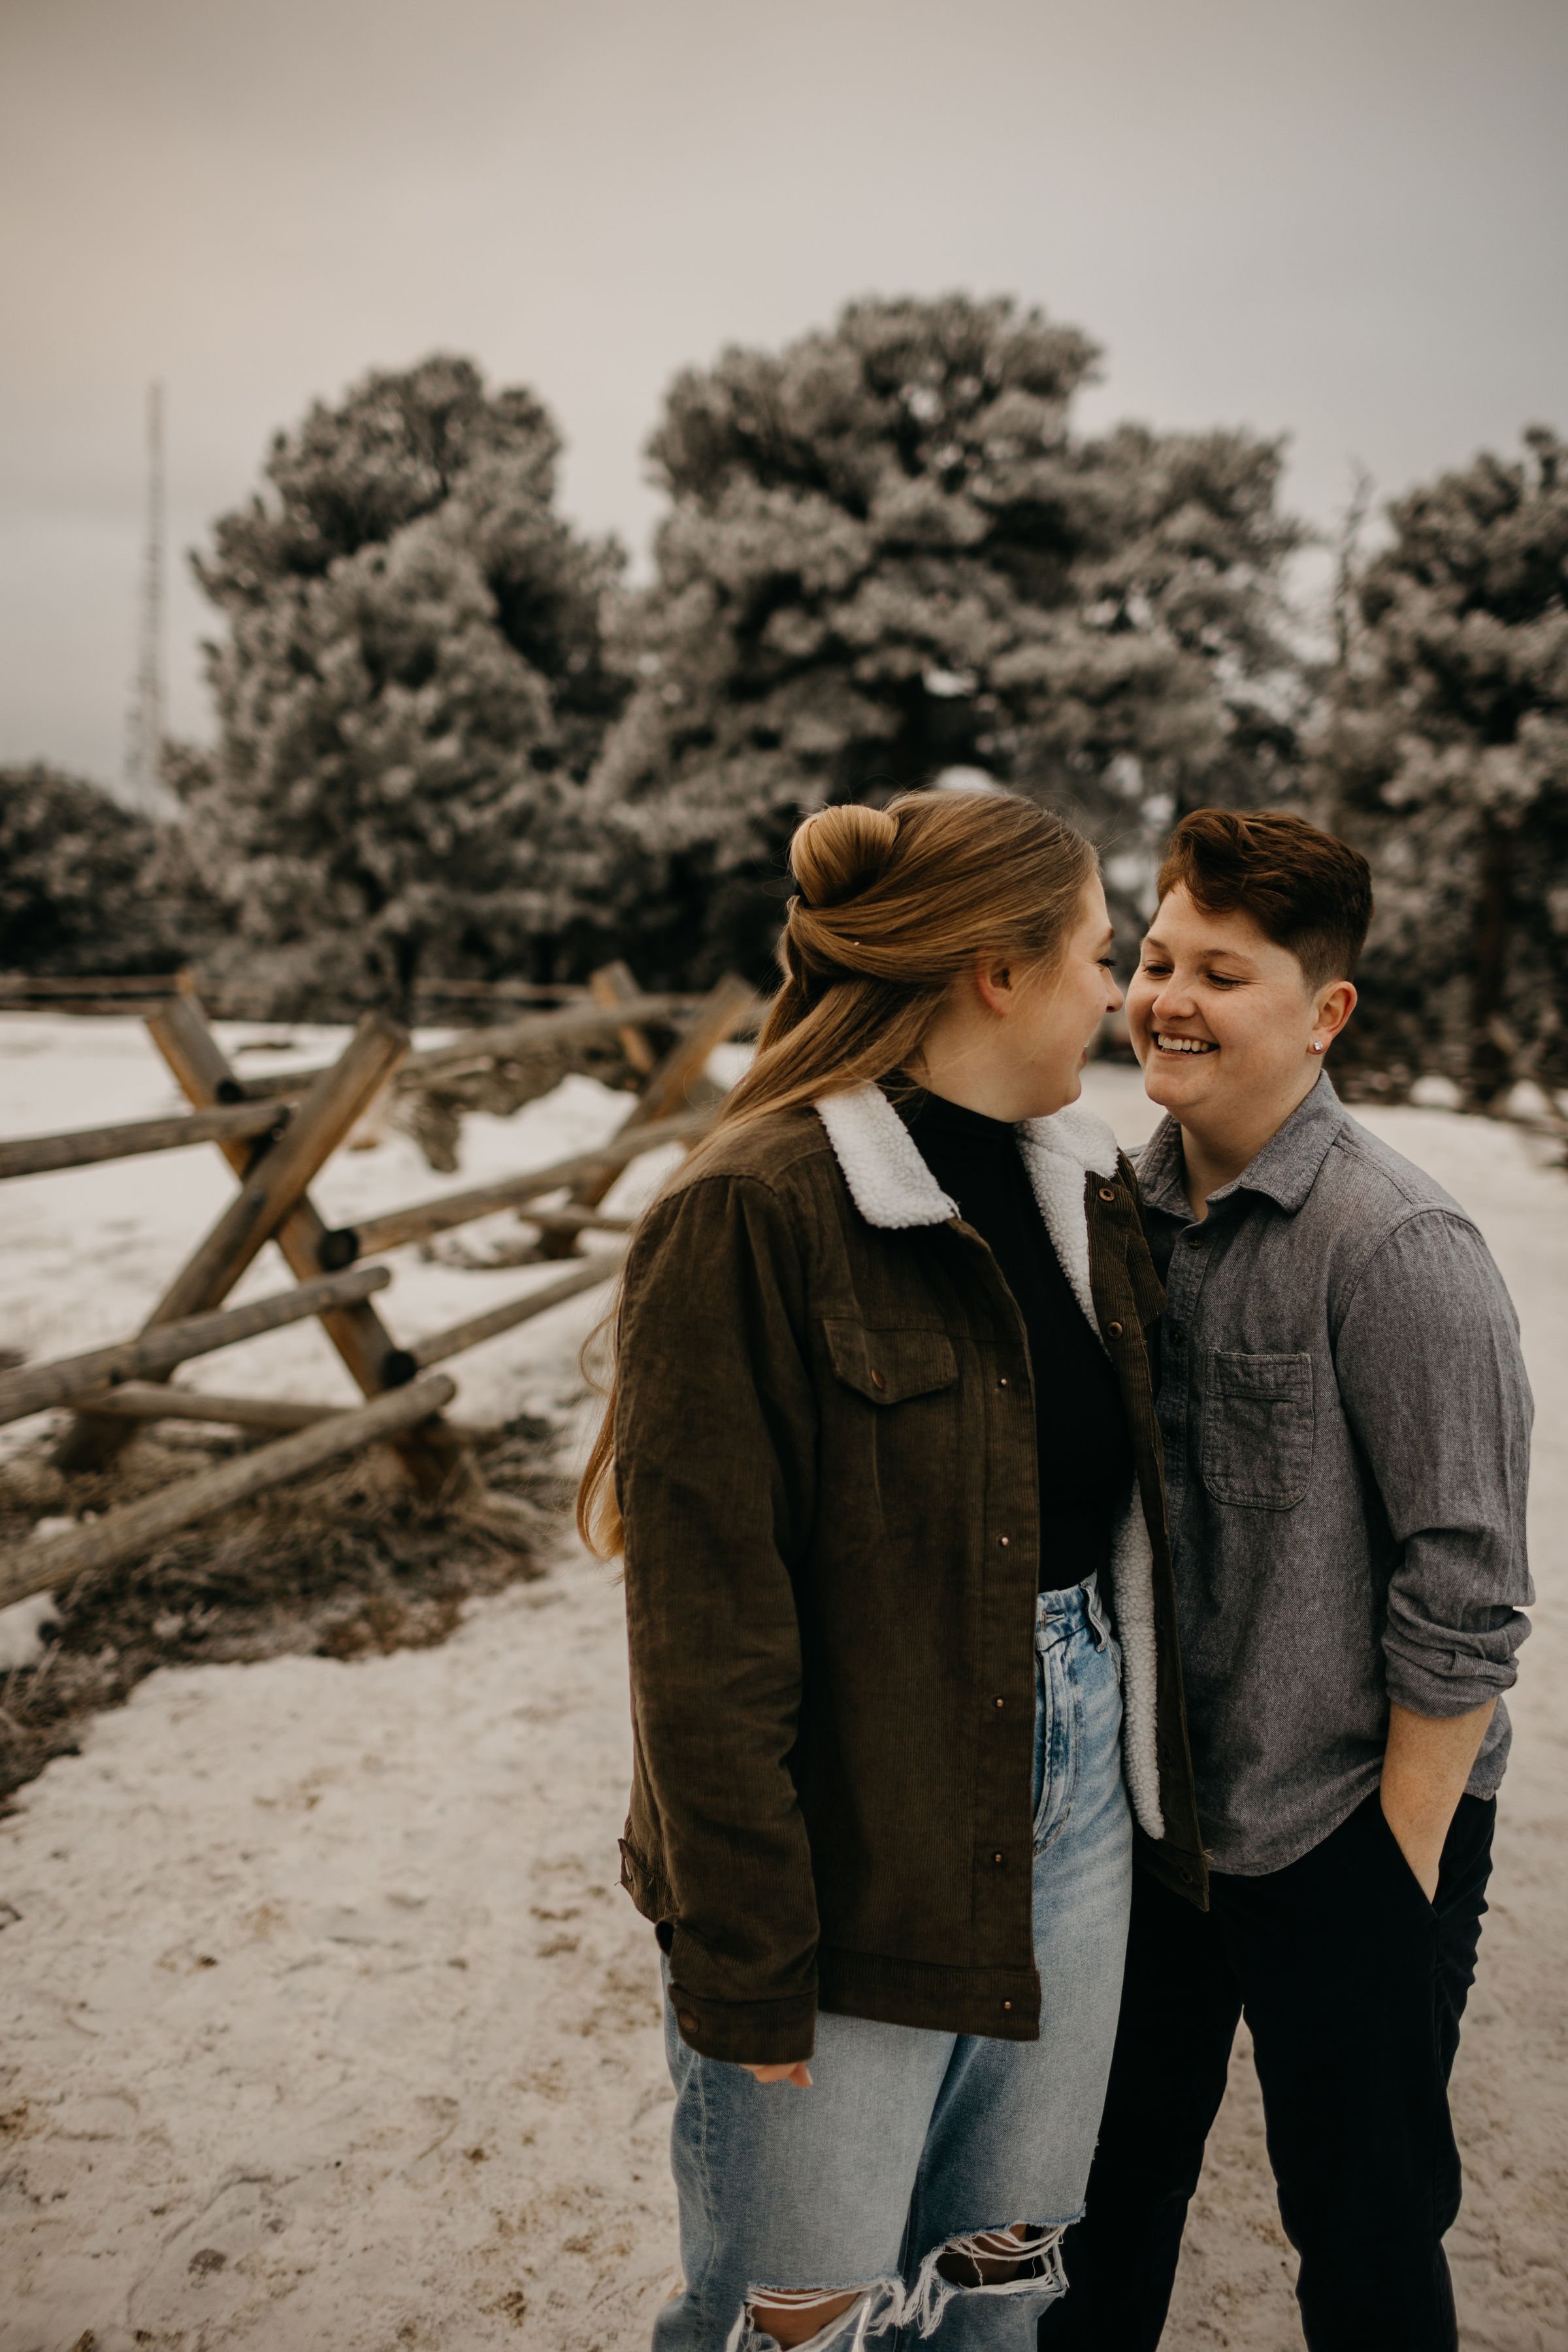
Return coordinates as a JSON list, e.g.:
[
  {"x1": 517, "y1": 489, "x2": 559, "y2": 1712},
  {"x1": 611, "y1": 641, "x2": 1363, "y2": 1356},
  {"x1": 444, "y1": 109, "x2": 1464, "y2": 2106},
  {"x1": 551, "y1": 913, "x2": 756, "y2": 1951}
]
[{"x1": 580, "y1": 790, "x2": 1203, "y2": 2352}]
